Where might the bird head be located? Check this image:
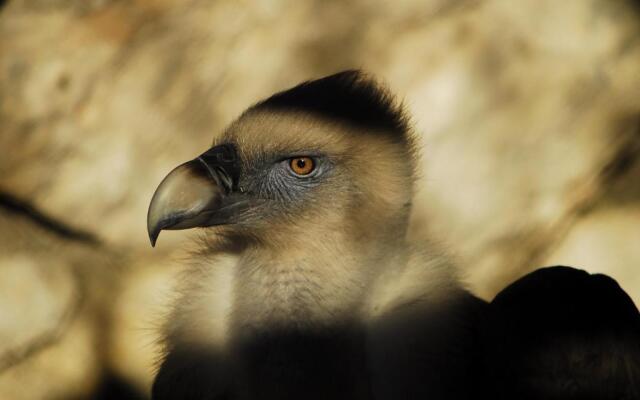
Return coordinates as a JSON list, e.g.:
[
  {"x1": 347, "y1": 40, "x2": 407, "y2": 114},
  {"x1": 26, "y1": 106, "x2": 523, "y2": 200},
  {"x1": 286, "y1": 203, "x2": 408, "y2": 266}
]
[{"x1": 147, "y1": 71, "x2": 416, "y2": 252}]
